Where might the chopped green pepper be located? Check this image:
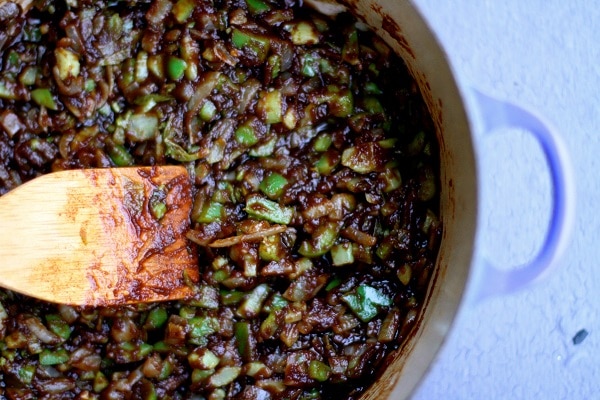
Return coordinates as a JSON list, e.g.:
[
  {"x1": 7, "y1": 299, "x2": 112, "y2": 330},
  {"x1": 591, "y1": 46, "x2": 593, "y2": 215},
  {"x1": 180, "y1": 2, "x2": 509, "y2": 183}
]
[
  {"x1": 45, "y1": 314, "x2": 71, "y2": 340},
  {"x1": 167, "y1": 56, "x2": 187, "y2": 81},
  {"x1": 231, "y1": 28, "x2": 271, "y2": 63},
  {"x1": 234, "y1": 321, "x2": 253, "y2": 361},
  {"x1": 108, "y1": 143, "x2": 135, "y2": 167},
  {"x1": 298, "y1": 221, "x2": 339, "y2": 257},
  {"x1": 172, "y1": 0, "x2": 195, "y2": 23},
  {"x1": 39, "y1": 348, "x2": 69, "y2": 365},
  {"x1": 199, "y1": 100, "x2": 217, "y2": 122},
  {"x1": 259, "y1": 172, "x2": 288, "y2": 199},
  {"x1": 144, "y1": 307, "x2": 168, "y2": 330},
  {"x1": 245, "y1": 195, "x2": 294, "y2": 224},
  {"x1": 208, "y1": 366, "x2": 242, "y2": 388},
  {"x1": 245, "y1": 0, "x2": 270, "y2": 14},
  {"x1": 235, "y1": 124, "x2": 259, "y2": 146},
  {"x1": 31, "y1": 88, "x2": 58, "y2": 110},
  {"x1": 196, "y1": 201, "x2": 225, "y2": 223},
  {"x1": 237, "y1": 283, "x2": 270, "y2": 318},
  {"x1": 308, "y1": 360, "x2": 331, "y2": 382}
]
